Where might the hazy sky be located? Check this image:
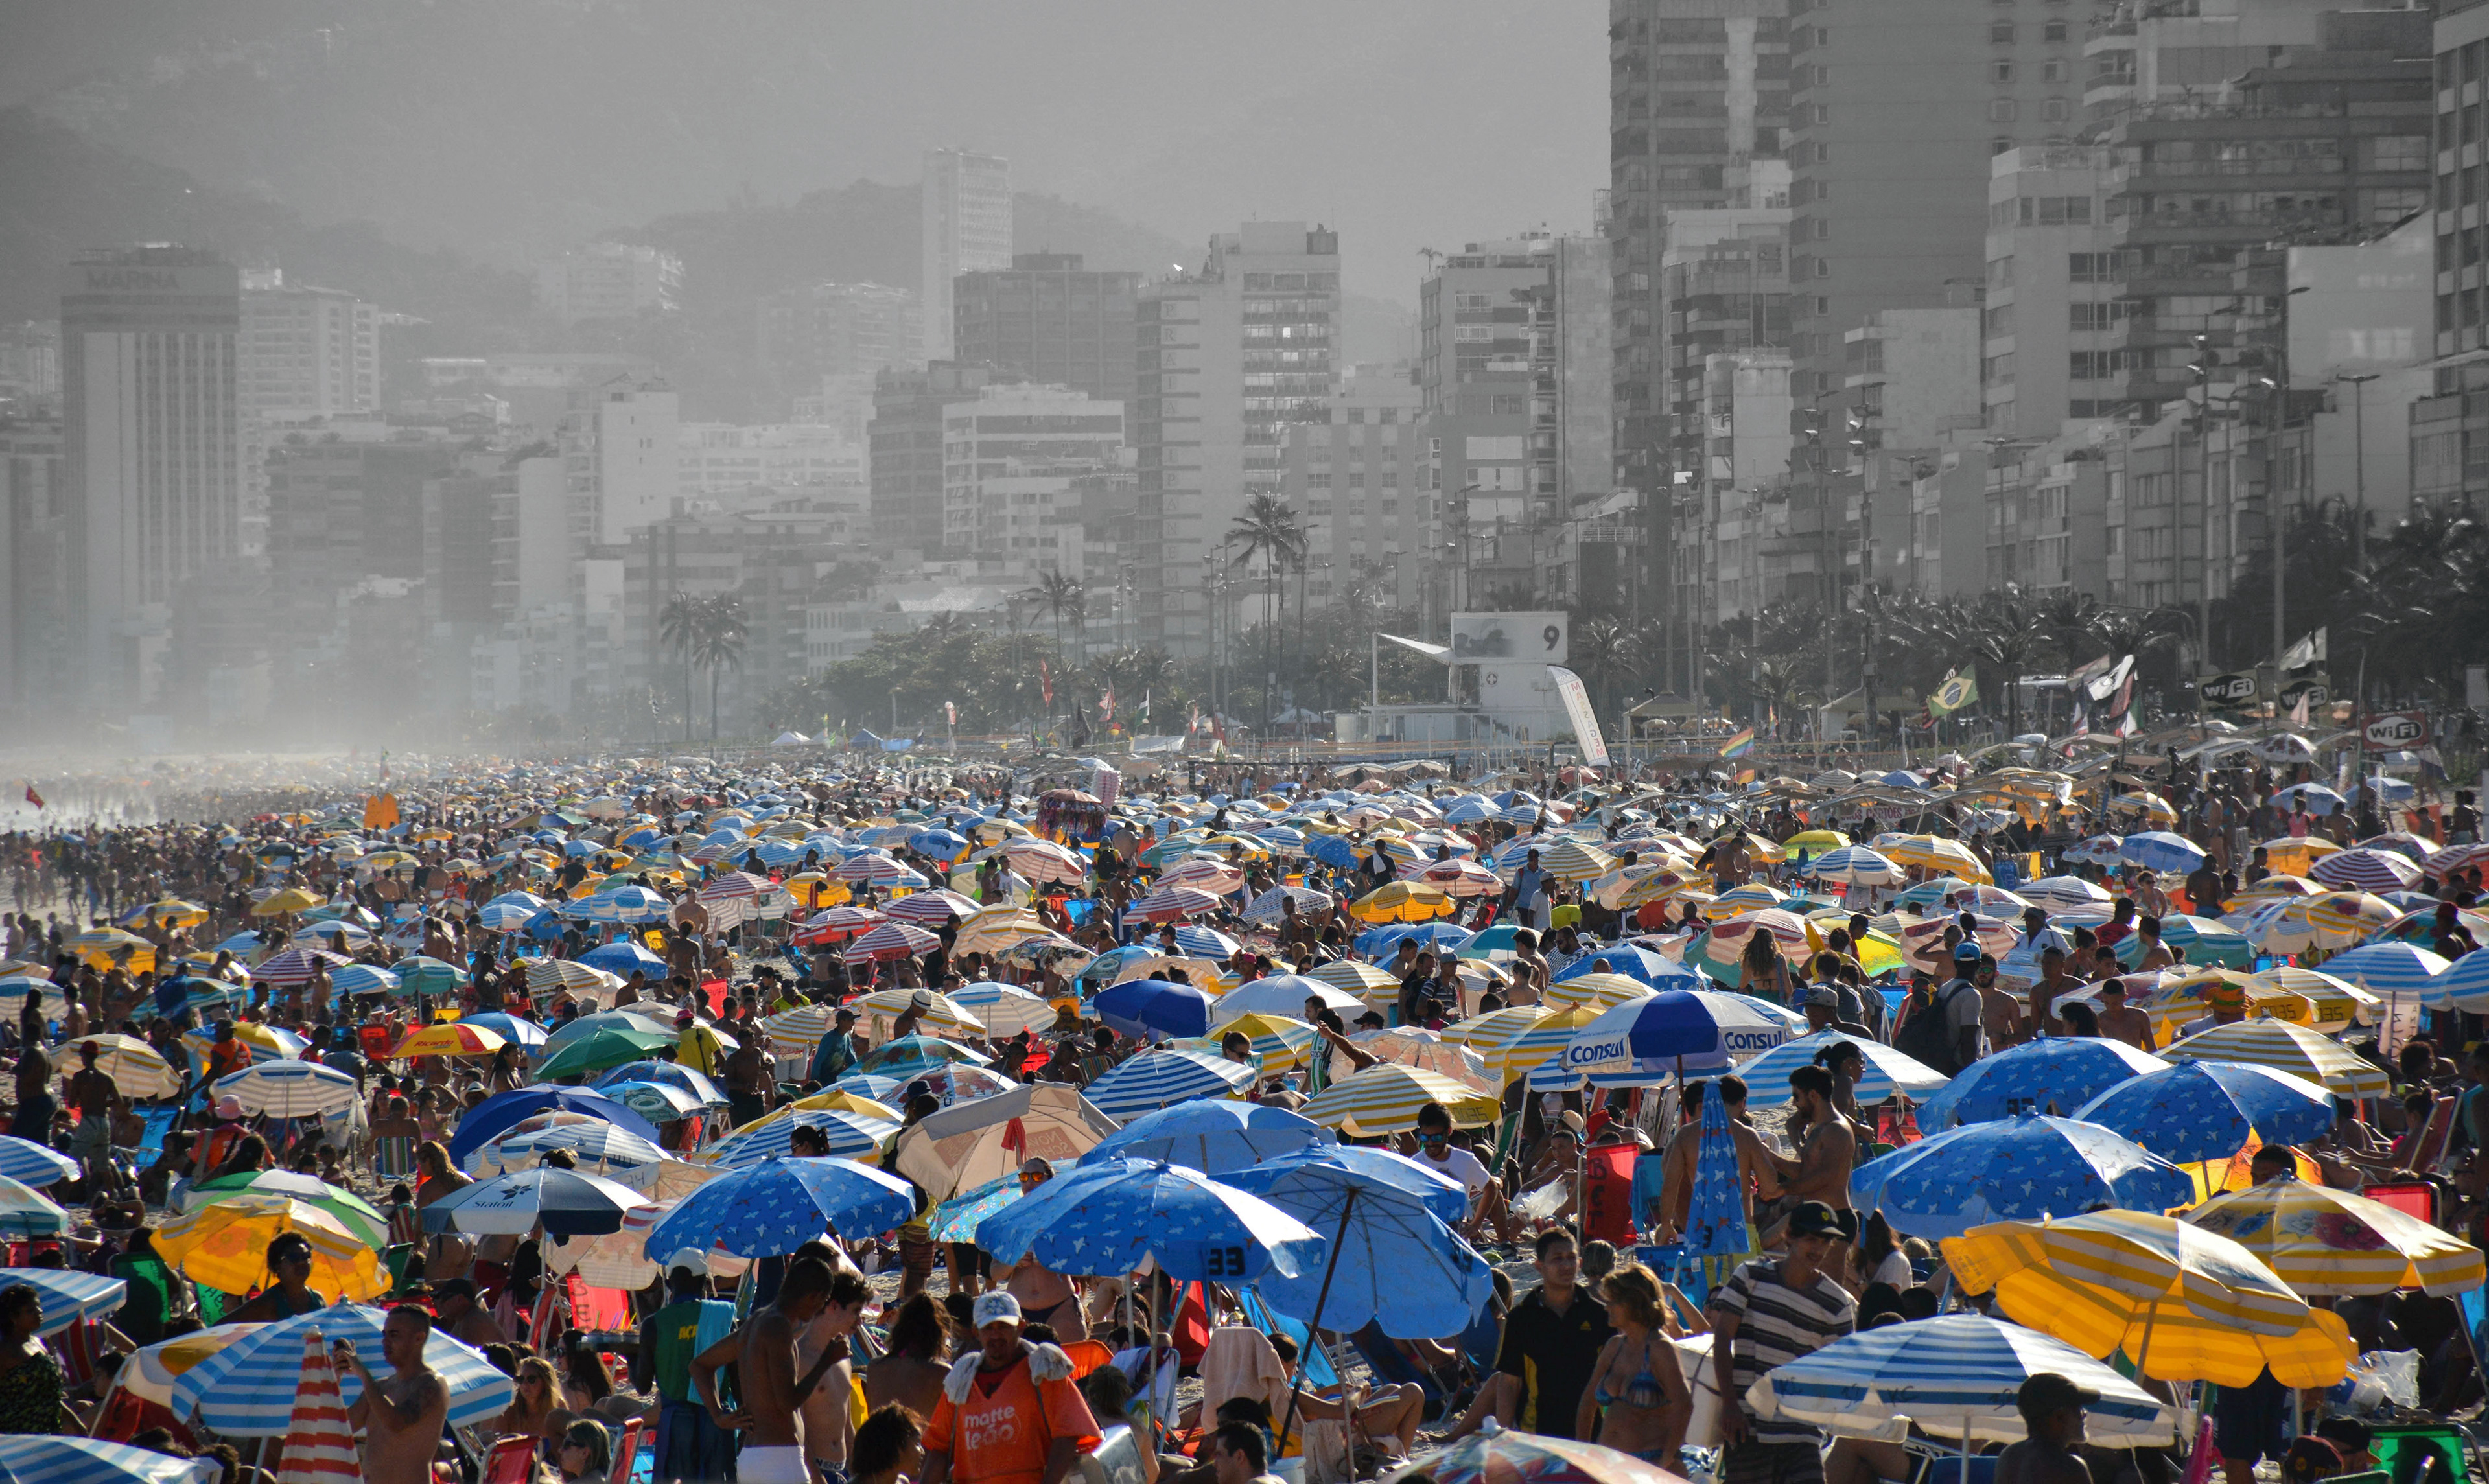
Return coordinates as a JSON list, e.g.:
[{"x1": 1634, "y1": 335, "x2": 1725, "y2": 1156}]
[{"x1": 0, "y1": 0, "x2": 1611, "y2": 305}]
